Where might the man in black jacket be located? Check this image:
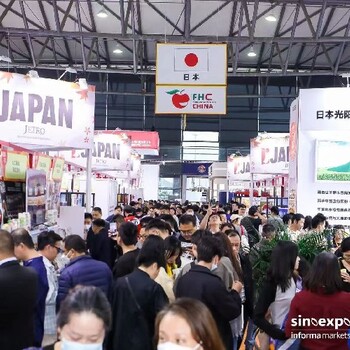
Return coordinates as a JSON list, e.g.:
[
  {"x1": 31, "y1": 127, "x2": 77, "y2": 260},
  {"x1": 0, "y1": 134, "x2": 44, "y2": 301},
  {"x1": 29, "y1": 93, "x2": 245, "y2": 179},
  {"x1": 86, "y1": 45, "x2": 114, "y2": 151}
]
[
  {"x1": 0, "y1": 230, "x2": 37, "y2": 350},
  {"x1": 175, "y1": 236, "x2": 242, "y2": 350}
]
